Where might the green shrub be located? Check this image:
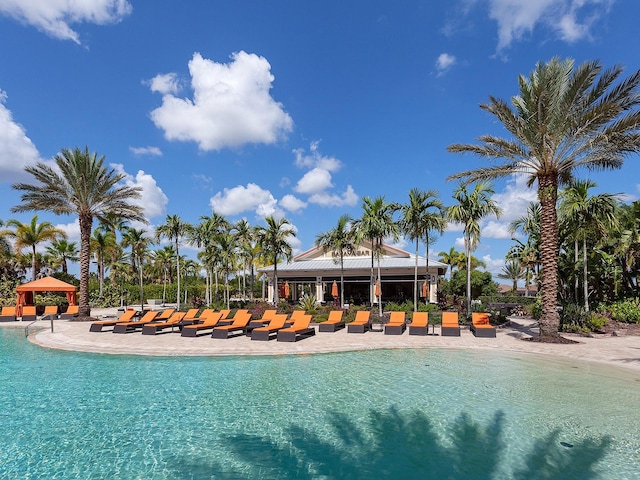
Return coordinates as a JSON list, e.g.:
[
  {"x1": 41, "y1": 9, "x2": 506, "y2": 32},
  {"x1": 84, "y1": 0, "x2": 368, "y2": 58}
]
[
  {"x1": 298, "y1": 295, "x2": 318, "y2": 314},
  {"x1": 606, "y1": 298, "x2": 640, "y2": 324},
  {"x1": 587, "y1": 314, "x2": 609, "y2": 332},
  {"x1": 530, "y1": 297, "x2": 542, "y2": 320}
]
